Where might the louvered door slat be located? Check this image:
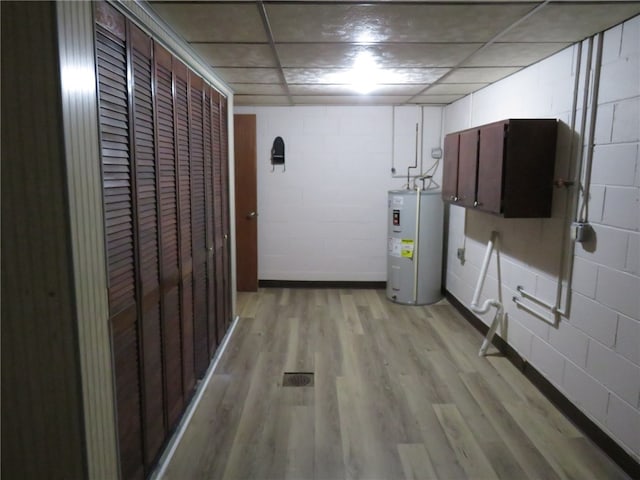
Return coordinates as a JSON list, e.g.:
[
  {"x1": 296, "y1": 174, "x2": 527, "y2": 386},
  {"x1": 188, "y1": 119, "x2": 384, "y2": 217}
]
[
  {"x1": 189, "y1": 74, "x2": 209, "y2": 379},
  {"x1": 95, "y1": 3, "x2": 144, "y2": 479},
  {"x1": 174, "y1": 61, "x2": 195, "y2": 397},
  {"x1": 211, "y1": 92, "x2": 226, "y2": 345},
  {"x1": 203, "y1": 87, "x2": 217, "y2": 356},
  {"x1": 220, "y1": 97, "x2": 232, "y2": 330},
  {"x1": 130, "y1": 23, "x2": 165, "y2": 469}
]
